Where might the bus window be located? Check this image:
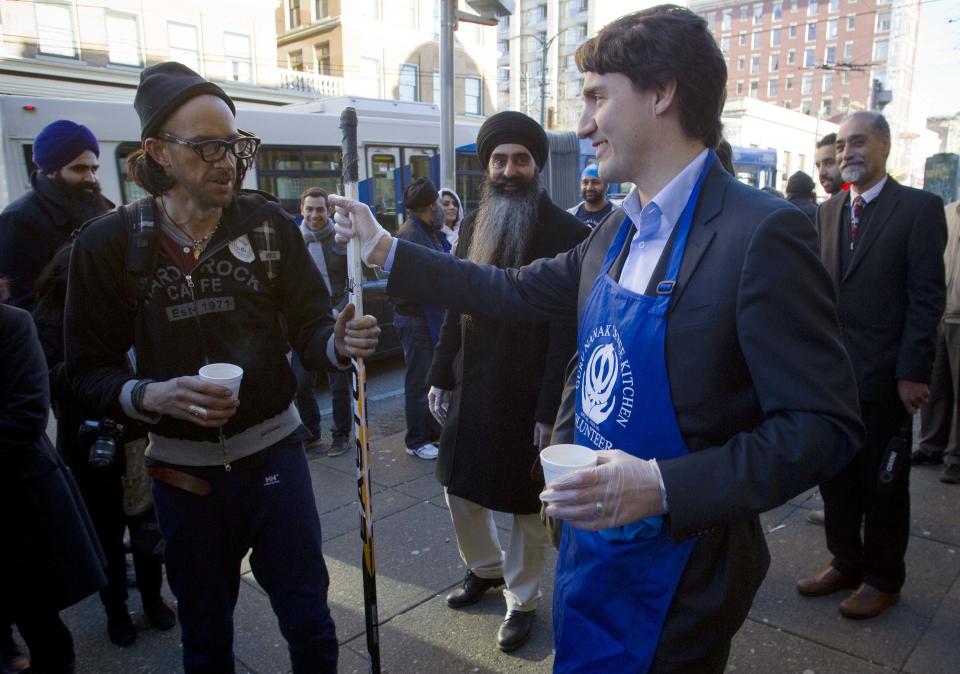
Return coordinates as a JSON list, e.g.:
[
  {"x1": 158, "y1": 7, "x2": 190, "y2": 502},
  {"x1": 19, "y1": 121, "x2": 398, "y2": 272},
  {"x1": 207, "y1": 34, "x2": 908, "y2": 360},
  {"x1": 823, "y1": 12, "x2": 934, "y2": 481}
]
[
  {"x1": 409, "y1": 155, "x2": 432, "y2": 182},
  {"x1": 304, "y1": 149, "x2": 340, "y2": 172},
  {"x1": 22, "y1": 145, "x2": 35, "y2": 180},
  {"x1": 256, "y1": 145, "x2": 341, "y2": 215},
  {"x1": 456, "y1": 152, "x2": 484, "y2": 214},
  {"x1": 116, "y1": 142, "x2": 151, "y2": 204},
  {"x1": 370, "y1": 153, "x2": 398, "y2": 231}
]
